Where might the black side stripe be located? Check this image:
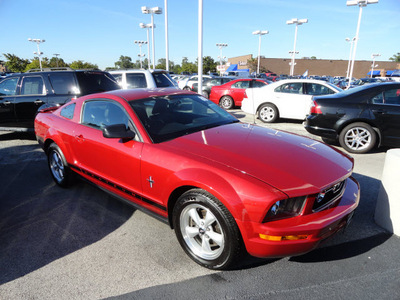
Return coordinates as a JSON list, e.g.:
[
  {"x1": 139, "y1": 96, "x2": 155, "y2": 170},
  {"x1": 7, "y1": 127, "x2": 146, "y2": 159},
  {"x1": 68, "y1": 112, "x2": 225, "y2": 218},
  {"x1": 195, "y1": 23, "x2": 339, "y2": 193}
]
[{"x1": 69, "y1": 165, "x2": 167, "y2": 211}]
